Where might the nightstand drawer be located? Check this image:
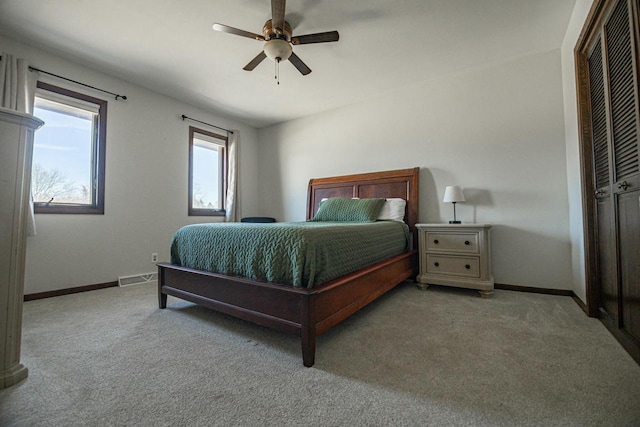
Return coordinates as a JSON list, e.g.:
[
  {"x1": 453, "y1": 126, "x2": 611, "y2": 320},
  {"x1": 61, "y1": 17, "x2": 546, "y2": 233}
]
[
  {"x1": 426, "y1": 232, "x2": 479, "y2": 253},
  {"x1": 426, "y1": 255, "x2": 480, "y2": 278}
]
